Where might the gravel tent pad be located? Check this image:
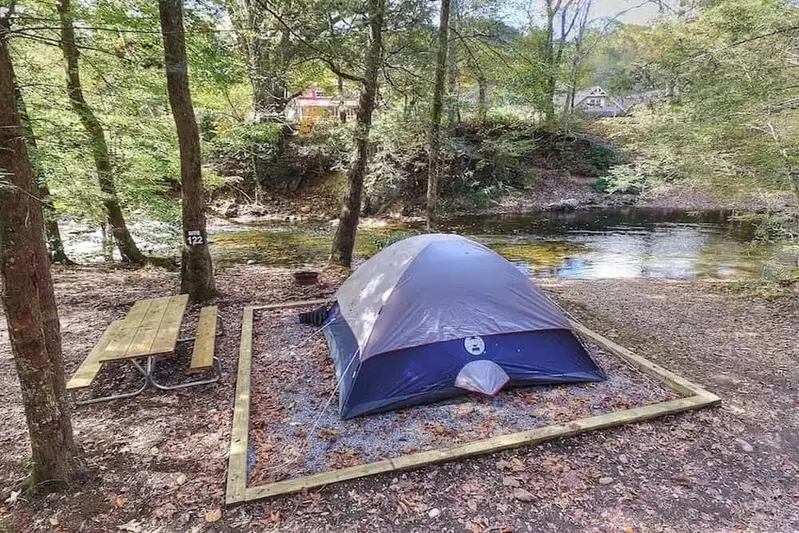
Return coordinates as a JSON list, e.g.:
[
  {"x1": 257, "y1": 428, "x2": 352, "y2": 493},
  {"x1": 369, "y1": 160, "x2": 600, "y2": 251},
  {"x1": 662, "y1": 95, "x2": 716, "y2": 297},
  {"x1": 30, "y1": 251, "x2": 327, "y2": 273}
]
[{"x1": 247, "y1": 307, "x2": 683, "y2": 487}]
